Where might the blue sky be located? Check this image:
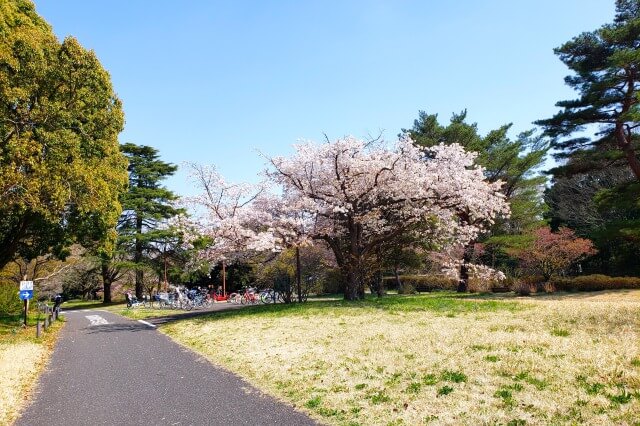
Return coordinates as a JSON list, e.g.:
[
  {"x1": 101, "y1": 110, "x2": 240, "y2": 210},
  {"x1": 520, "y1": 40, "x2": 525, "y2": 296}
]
[{"x1": 35, "y1": 1, "x2": 614, "y2": 196}]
